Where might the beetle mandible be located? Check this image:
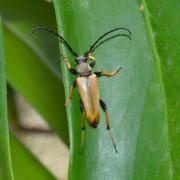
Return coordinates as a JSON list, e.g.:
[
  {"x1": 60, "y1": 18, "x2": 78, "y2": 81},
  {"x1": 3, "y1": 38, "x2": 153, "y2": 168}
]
[{"x1": 32, "y1": 27, "x2": 131, "y2": 153}]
